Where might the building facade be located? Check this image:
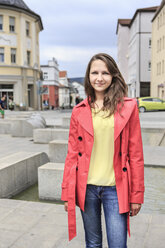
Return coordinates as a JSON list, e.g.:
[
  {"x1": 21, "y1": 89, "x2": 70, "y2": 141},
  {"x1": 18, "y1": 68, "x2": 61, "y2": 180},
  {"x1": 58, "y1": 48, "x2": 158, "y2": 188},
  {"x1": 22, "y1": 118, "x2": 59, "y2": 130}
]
[
  {"x1": 116, "y1": 7, "x2": 157, "y2": 98},
  {"x1": 59, "y1": 71, "x2": 70, "y2": 108},
  {"x1": 151, "y1": 0, "x2": 165, "y2": 99},
  {"x1": 116, "y1": 19, "x2": 131, "y2": 85},
  {"x1": 41, "y1": 58, "x2": 59, "y2": 109},
  {"x1": 0, "y1": 0, "x2": 43, "y2": 110},
  {"x1": 69, "y1": 77, "x2": 85, "y2": 104}
]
